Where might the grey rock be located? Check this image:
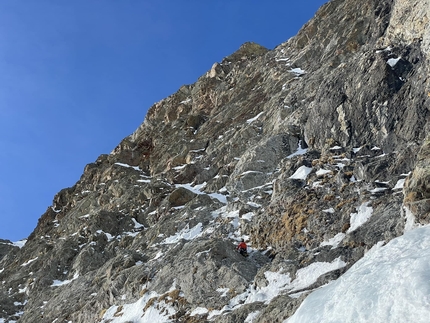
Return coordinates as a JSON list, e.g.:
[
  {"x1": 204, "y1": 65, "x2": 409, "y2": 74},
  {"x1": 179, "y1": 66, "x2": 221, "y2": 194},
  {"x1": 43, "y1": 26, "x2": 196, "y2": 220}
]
[
  {"x1": 2, "y1": 0, "x2": 430, "y2": 321},
  {"x1": 168, "y1": 187, "x2": 197, "y2": 207}
]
